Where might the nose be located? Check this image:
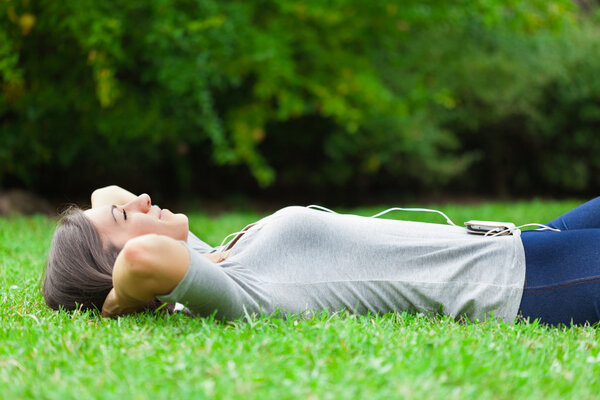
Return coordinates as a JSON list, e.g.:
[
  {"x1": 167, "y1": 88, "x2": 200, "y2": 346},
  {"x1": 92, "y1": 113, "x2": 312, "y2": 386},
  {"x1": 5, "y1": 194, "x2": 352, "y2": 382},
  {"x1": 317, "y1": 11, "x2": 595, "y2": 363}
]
[{"x1": 125, "y1": 193, "x2": 152, "y2": 213}]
